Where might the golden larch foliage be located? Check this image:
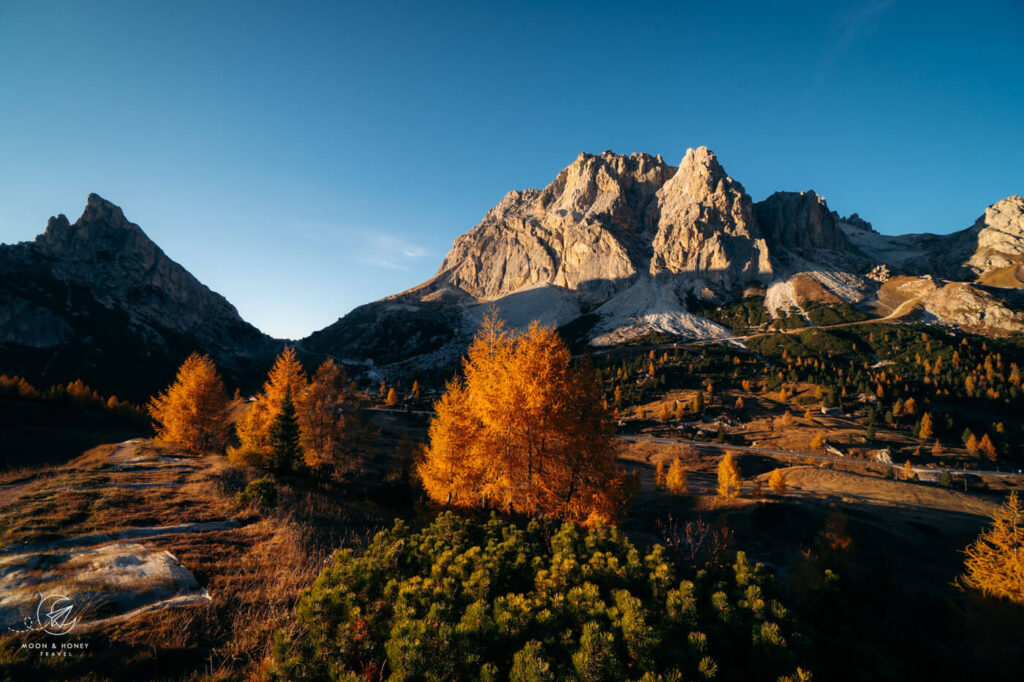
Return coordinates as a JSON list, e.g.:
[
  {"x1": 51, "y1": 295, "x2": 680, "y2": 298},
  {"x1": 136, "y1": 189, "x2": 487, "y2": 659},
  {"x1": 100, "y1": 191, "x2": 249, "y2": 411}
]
[
  {"x1": 810, "y1": 431, "x2": 825, "y2": 451},
  {"x1": 902, "y1": 397, "x2": 917, "y2": 417},
  {"x1": 979, "y1": 434, "x2": 998, "y2": 460},
  {"x1": 386, "y1": 387, "x2": 399, "y2": 407},
  {"x1": 148, "y1": 353, "x2": 229, "y2": 454},
  {"x1": 768, "y1": 468, "x2": 786, "y2": 493},
  {"x1": 297, "y1": 359, "x2": 368, "y2": 474},
  {"x1": 674, "y1": 400, "x2": 685, "y2": 420},
  {"x1": 966, "y1": 434, "x2": 980, "y2": 456},
  {"x1": 918, "y1": 412, "x2": 933, "y2": 441},
  {"x1": 418, "y1": 310, "x2": 626, "y2": 523},
  {"x1": 717, "y1": 452, "x2": 741, "y2": 499},
  {"x1": 931, "y1": 439, "x2": 943, "y2": 458},
  {"x1": 665, "y1": 458, "x2": 688, "y2": 495},
  {"x1": 654, "y1": 460, "x2": 667, "y2": 489},
  {"x1": 902, "y1": 459, "x2": 916, "y2": 481},
  {"x1": 231, "y1": 347, "x2": 308, "y2": 464},
  {"x1": 659, "y1": 403, "x2": 671, "y2": 423},
  {"x1": 960, "y1": 492, "x2": 1024, "y2": 605}
]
